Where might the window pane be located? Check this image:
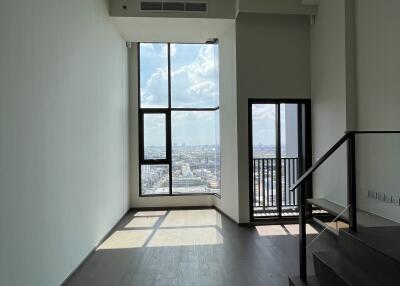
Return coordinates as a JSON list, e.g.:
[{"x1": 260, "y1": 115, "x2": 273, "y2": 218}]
[
  {"x1": 140, "y1": 43, "x2": 168, "y2": 108},
  {"x1": 143, "y1": 114, "x2": 166, "y2": 160},
  {"x1": 252, "y1": 104, "x2": 276, "y2": 158},
  {"x1": 171, "y1": 44, "x2": 219, "y2": 108},
  {"x1": 280, "y1": 104, "x2": 298, "y2": 158},
  {"x1": 141, "y1": 165, "x2": 170, "y2": 195},
  {"x1": 171, "y1": 111, "x2": 220, "y2": 194}
]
